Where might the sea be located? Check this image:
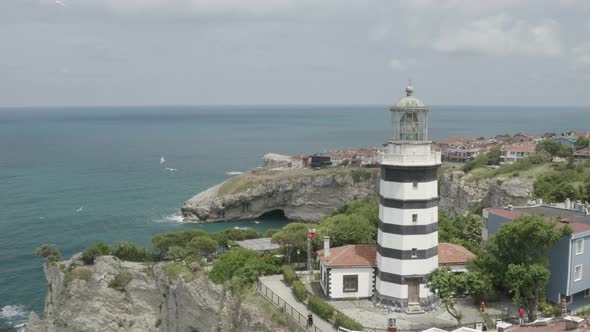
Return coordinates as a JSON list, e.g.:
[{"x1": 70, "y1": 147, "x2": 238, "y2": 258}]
[{"x1": 1, "y1": 105, "x2": 589, "y2": 329}]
